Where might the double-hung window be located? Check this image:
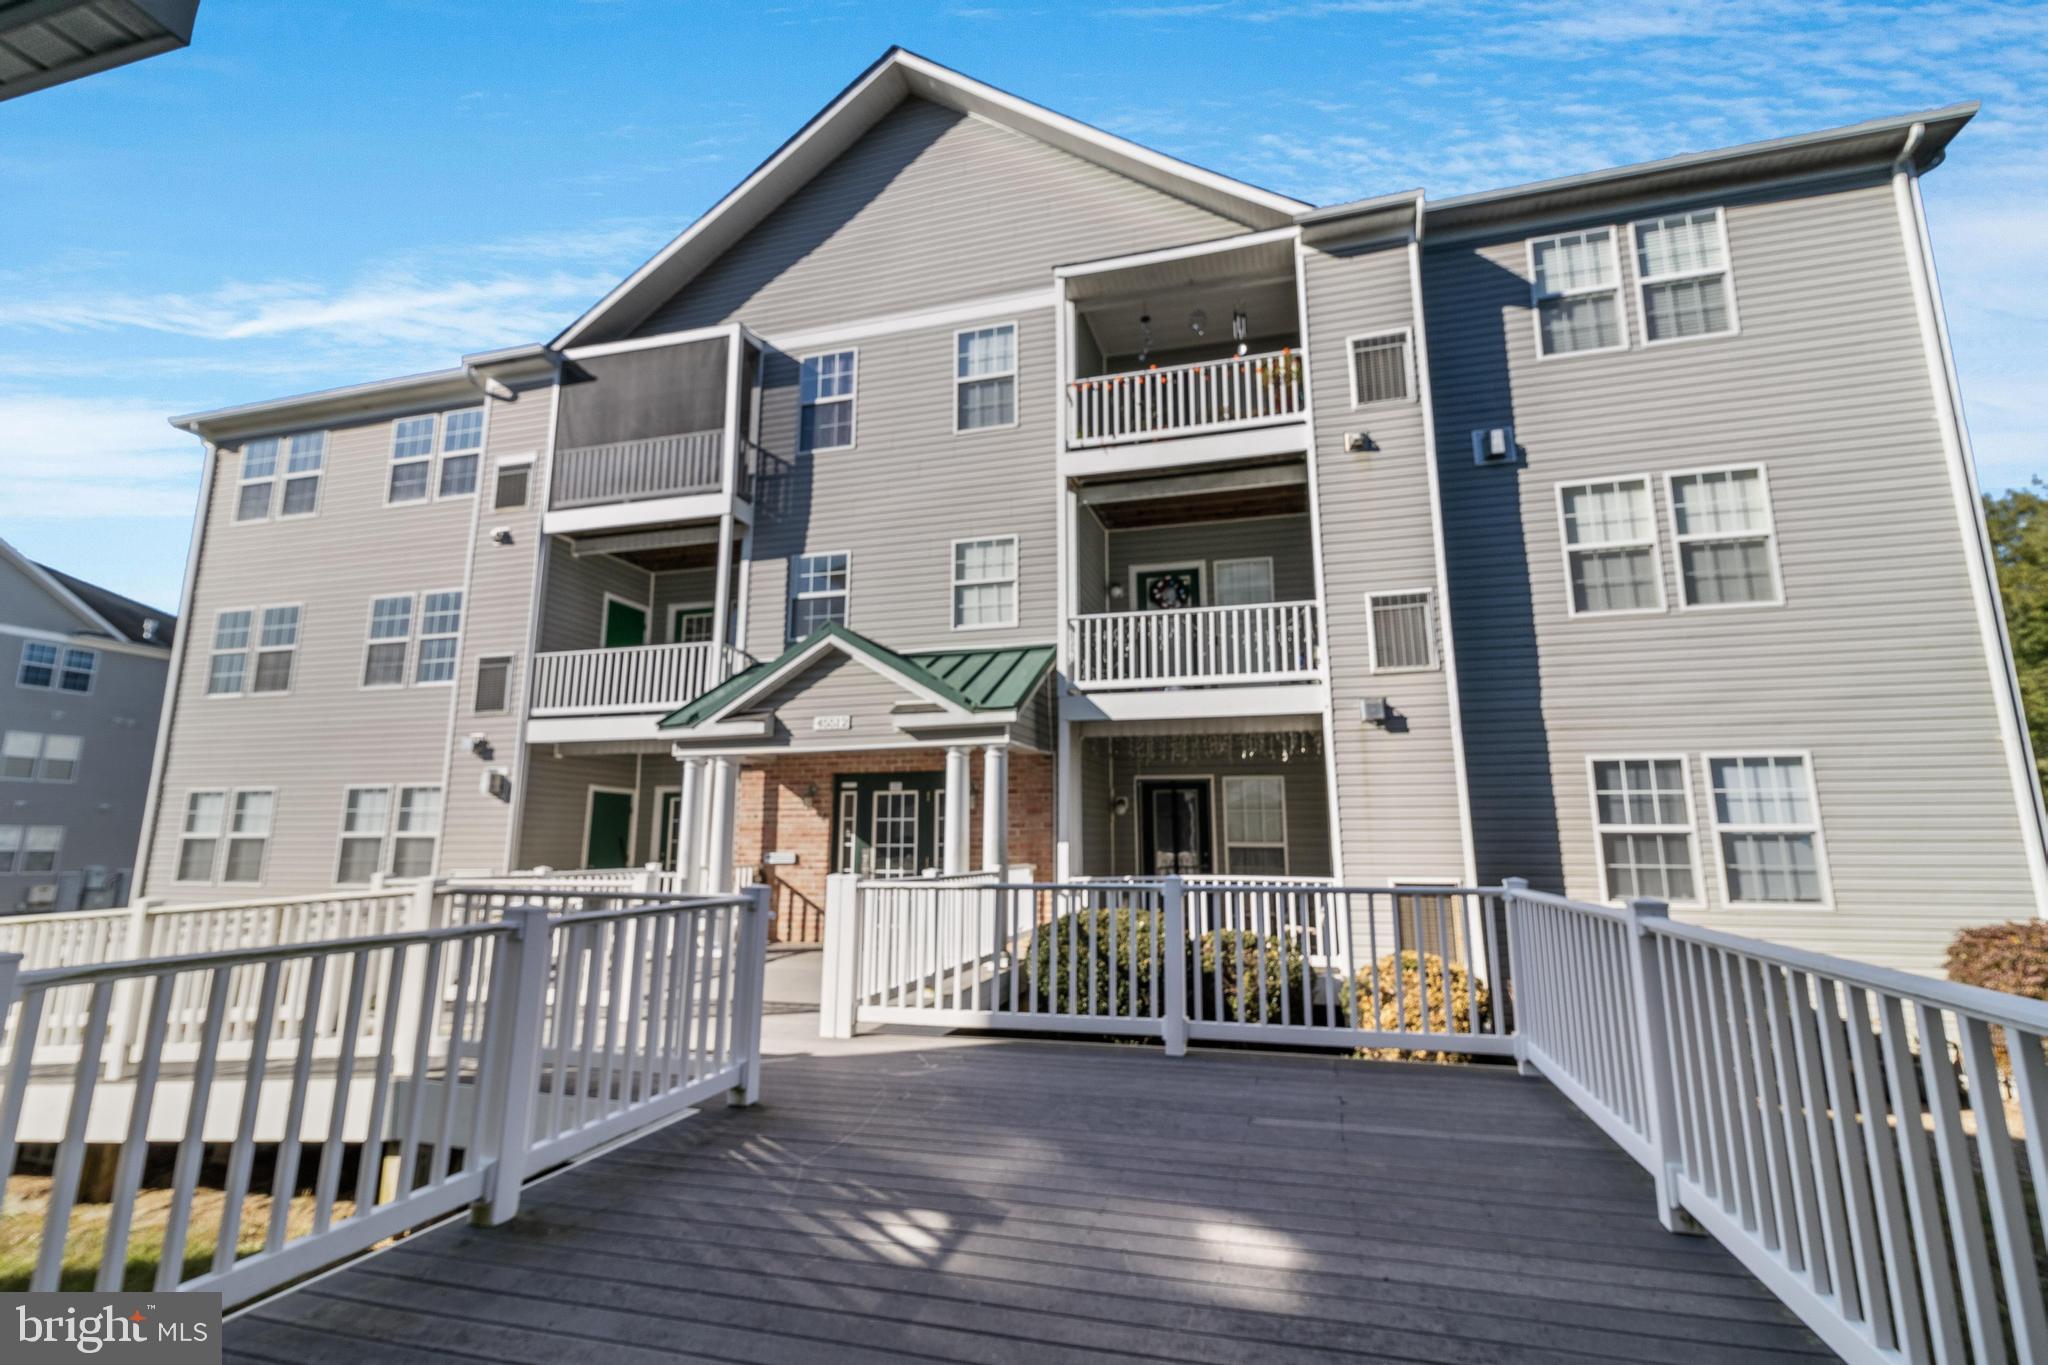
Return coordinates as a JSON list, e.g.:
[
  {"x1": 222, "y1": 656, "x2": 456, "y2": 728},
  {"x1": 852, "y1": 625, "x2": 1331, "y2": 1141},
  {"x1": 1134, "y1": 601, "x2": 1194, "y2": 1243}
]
[
  {"x1": 800, "y1": 351, "x2": 856, "y2": 451},
  {"x1": 955, "y1": 324, "x2": 1017, "y2": 431},
  {"x1": 279, "y1": 433, "x2": 326, "y2": 515},
  {"x1": 1348, "y1": 331, "x2": 1412, "y2": 405},
  {"x1": 39, "y1": 736, "x2": 79, "y2": 782},
  {"x1": 1529, "y1": 228, "x2": 1626, "y2": 357},
  {"x1": 790, "y1": 552, "x2": 849, "y2": 639},
  {"x1": 391, "y1": 785, "x2": 443, "y2": 877},
  {"x1": 237, "y1": 438, "x2": 279, "y2": 521},
  {"x1": 439, "y1": 408, "x2": 484, "y2": 496},
  {"x1": 416, "y1": 592, "x2": 463, "y2": 683},
  {"x1": 1667, "y1": 466, "x2": 1780, "y2": 607},
  {"x1": 58, "y1": 647, "x2": 94, "y2": 693},
  {"x1": 223, "y1": 790, "x2": 275, "y2": 883},
  {"x1": 0, "y1": 826, "x2": 19, "y2": 874},
  {"x1": 235, "y1": 433, "x2": 324, "y2": 520},
  {"x1": 1590, "y1": 757, "x2": 1698, "y2": 902},
  {"x1": 176, "y1": 792, "x2": 226, "y2": 881},
  {"x1": 1222, "y1": 776, "x2": 1288, "y2": 876},
  {"x1": 17, "y1": 641, "x2": 57, "y2": 688},
  {"x1": 208, "y1": 611, "x2": 251, "y2": 694},
  {"x1": 252, "y1": 606, "x2": 300, "y2": 693},
  {"x1": 15, "y1": 642, "x2": 93, "y2": 691},
  {"x1": 951, "y1": 537, "x2": 1017, "y2": 629},
  {"x1": 1, "y1": 731, "x2": 38, "y2": 780},
  {"x1": 1366, "y1": 590, "x2": 1438, "y2": 671},
  {"x1": 1634, "y1": 208, "x2": 1736, "y2": 343},
  {"x1": 337, "y1": 787, "x2": 392, "y2": 883},
  {"x1": 389, "y1": 416, "x2": 437, "y2": 502},
  {"x1": 1214, "y1": 558, "x2": 1276, "y2": 607},
  {"x1": 363, "y1": 595, "x2": 415, "y2": 687},
  {"x1": 21, "y1": 826, "x2": 59, "y2": 873},
  {"x1": 1558, "y1": 478, "x2": 1663, "y2": 614},
  {"x1": 1709, "y1": 755, "x2": 1830, "y2": 905}
]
